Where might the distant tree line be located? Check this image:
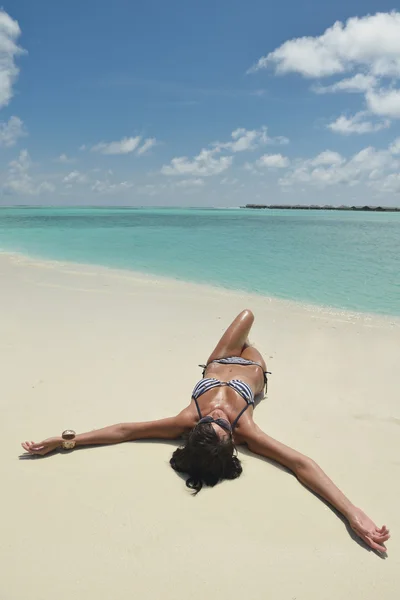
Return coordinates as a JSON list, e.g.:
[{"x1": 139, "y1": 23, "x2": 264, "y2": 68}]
[{"x1": 243, "y1": 204, "x2": 400, "y2": 212}]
